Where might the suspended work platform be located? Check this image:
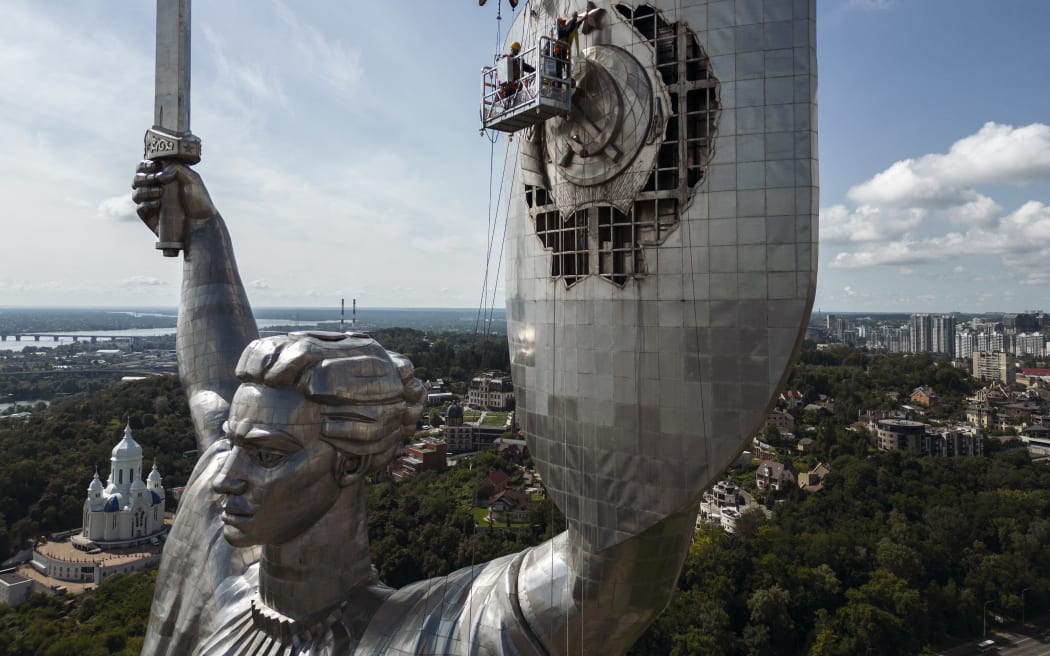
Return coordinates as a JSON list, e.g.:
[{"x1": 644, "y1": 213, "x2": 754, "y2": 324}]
[{"x1": 481, "y1": 36, "x2": 572, "y2": 134}]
